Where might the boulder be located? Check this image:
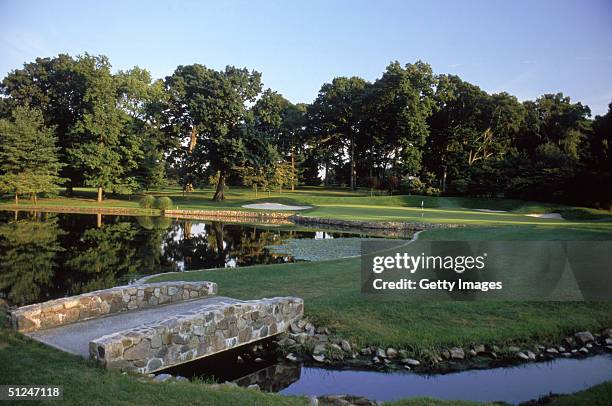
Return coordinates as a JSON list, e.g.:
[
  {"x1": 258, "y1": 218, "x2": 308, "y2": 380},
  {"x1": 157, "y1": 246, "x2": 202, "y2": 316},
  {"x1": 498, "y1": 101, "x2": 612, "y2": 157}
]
[
  {"x1": 312, "y1": 354, "x2": 326, "y2": 363},
  {"x1": 517, "y1": 352, "x2": 529, "y2": 360},
  {"x1": 340, "y1": 340, "x2": 352, "y2": 352},
  {"x1": 386, "y1": 348, "x2": 398, "y2": 358},
  {"x1": 449, "y1": 347, "x2": 465, "y2": 360},
  {"x1": 401, "y1": 358, "x2": 420, "y2": 367},
  {"x1": 286, "y1": 353, "x2": 298, "y2": 362},
  {"x1": 153, "y1": 373, "x2": 172, "y2": 383},
  {"x1": 574, "y1": 331, "x2": 595, "y2": 345}
]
